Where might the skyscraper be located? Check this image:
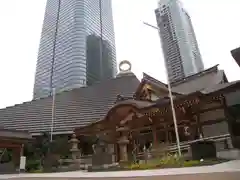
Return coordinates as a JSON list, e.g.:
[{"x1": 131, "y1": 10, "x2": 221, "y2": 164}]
[
  {"x1": 155, "y1": 0, "x2": 204, "y2": 83},
  {"x1": 33, "y1": 0, "x2": 117, "y2": 99}
]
